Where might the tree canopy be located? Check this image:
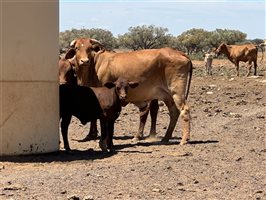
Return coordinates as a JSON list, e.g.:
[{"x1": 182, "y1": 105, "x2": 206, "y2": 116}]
[
  {"x1": 117, "y1": 25, "x2": 173, "y2": 50},
  {"x1": 59, "y1": 28, "x2": 117, "y2": 50},
  {"x1": 59, "y1": 25, "x2": 262, "y2": 55}
]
